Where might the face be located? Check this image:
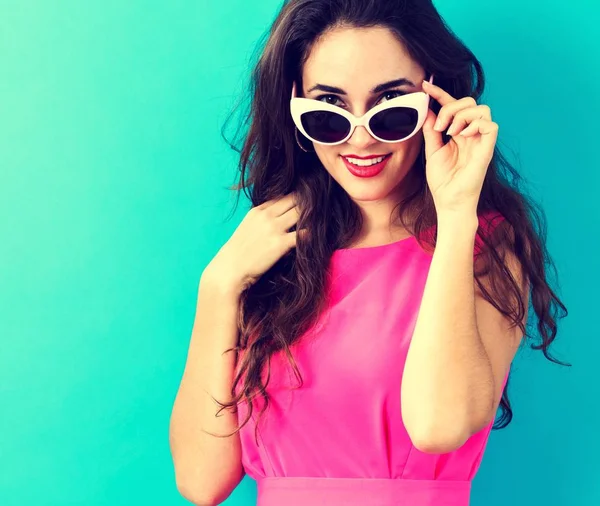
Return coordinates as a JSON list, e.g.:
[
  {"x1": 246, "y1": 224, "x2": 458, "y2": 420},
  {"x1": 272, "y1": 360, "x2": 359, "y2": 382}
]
[{"x1": 301, "y1": 25, "x2": 426, "y2": 206}]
